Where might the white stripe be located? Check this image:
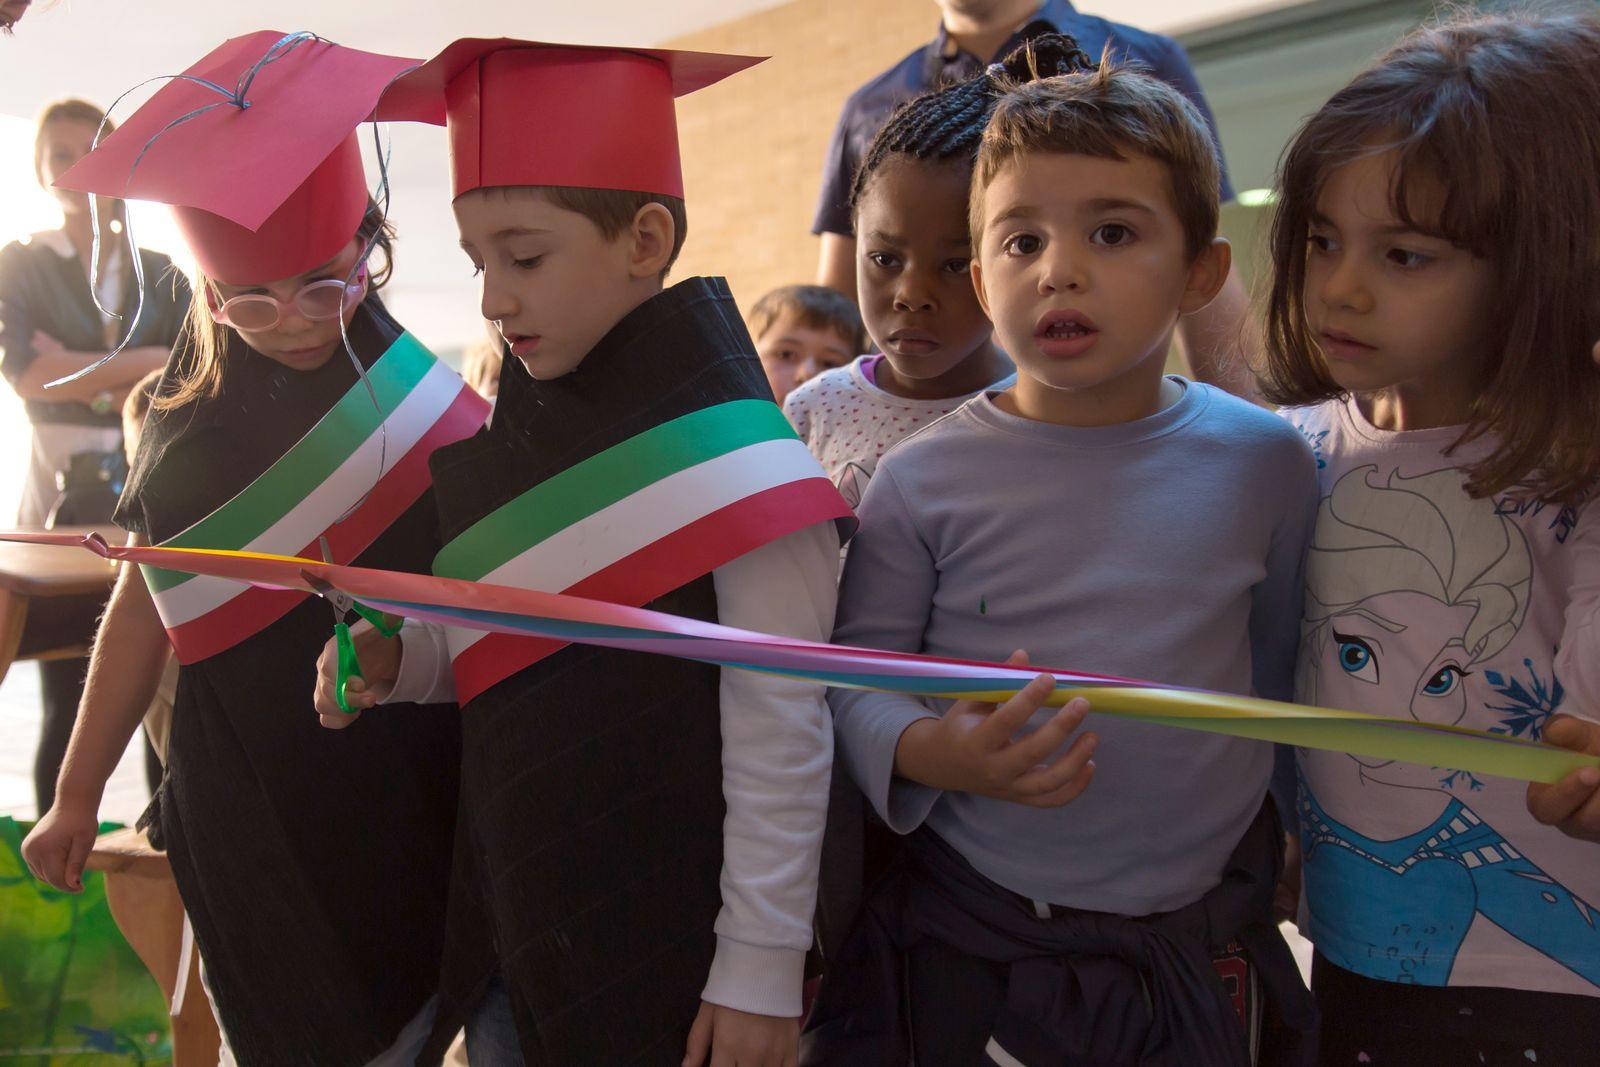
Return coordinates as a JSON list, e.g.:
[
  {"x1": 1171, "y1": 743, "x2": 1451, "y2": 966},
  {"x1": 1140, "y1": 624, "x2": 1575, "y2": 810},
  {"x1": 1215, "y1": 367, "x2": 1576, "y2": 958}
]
[
  {"x1": 150, "y1": 359, "x2": 465, "y2": 630},
  {"x1": 984, "y1": 1036, "x2": 1030, "y2": 1067},
  {"x1": 447, "y1": 437, "x2": 824, "y2": 661}
]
